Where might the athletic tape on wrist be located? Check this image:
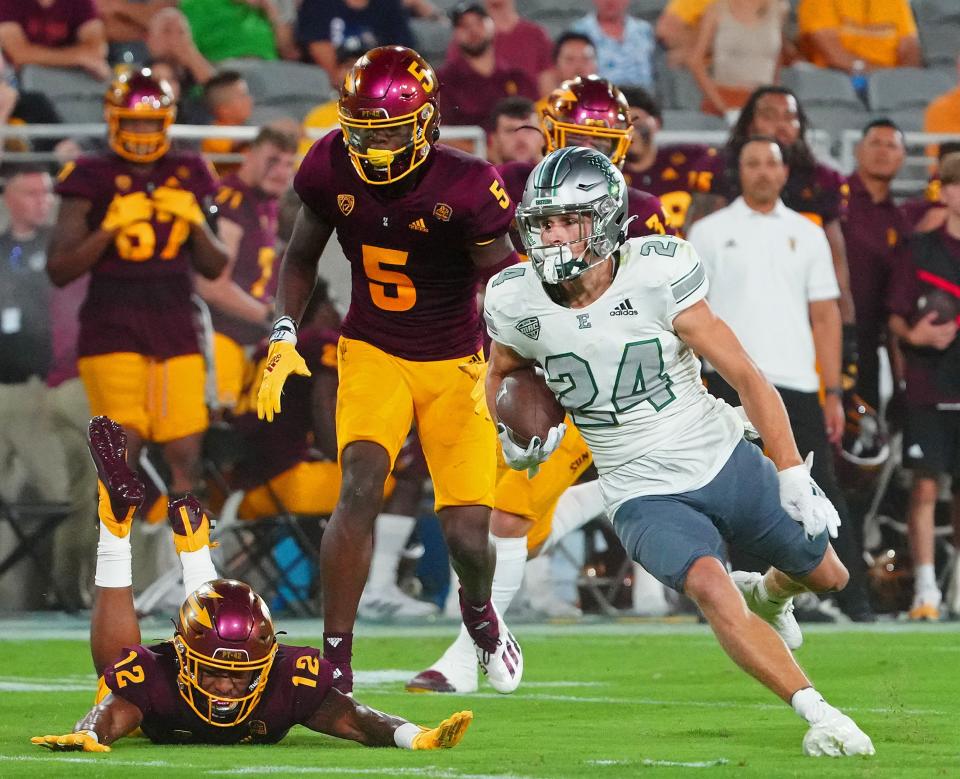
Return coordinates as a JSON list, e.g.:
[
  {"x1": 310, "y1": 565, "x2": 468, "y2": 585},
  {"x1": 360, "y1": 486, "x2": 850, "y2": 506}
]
[{"x1": 269, "y1": 316, "x2": 298, "y2": 345}]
